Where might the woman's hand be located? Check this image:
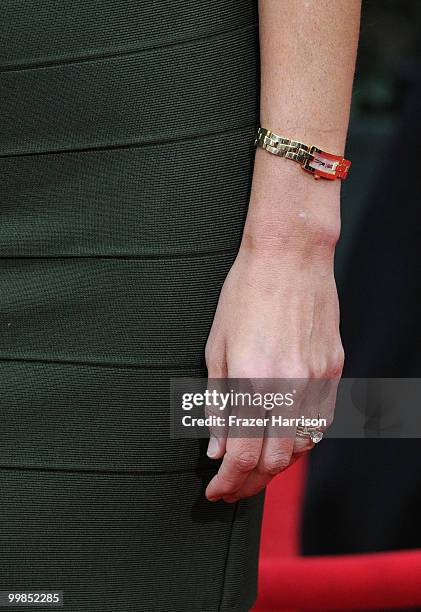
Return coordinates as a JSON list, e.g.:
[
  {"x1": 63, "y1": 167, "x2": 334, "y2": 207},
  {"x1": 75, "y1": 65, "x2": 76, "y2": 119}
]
[{"x1": 204, "y1": 159, "x2": 345, "y2": 503}]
